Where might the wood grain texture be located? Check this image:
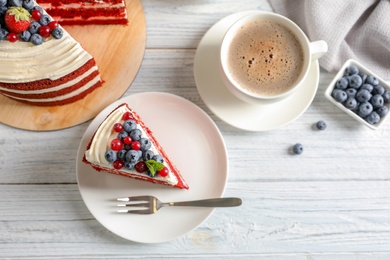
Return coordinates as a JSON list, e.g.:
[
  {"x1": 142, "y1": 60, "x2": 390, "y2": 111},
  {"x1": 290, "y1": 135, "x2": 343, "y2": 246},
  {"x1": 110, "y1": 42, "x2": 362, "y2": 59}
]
[
  {"x1": 1, "y1": 0, "x2": 390, "y2": 258},
  {"x1": 0, "y1": 0, "x2": 146, "y2": 131}
]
